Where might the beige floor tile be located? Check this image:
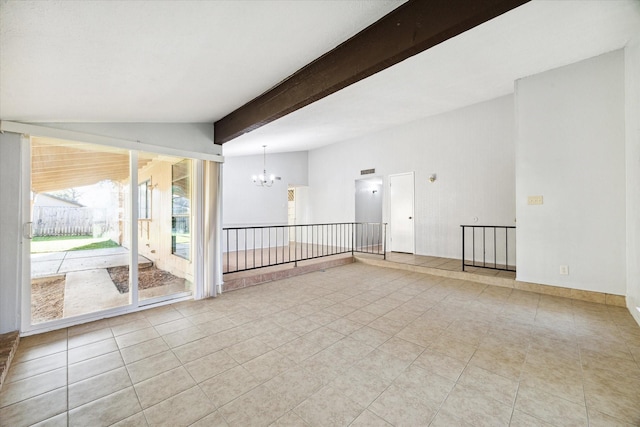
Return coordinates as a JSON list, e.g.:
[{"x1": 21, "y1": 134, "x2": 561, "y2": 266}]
[
  {"x1": 224, "y1": 337, "x2": 272, "y2": 364},
  {"x1": 0, "y1": 387, "x2": 67, "y2": 427},
  {"x1": 68, "y1": 366, "x2": 132, "y2": 409},
  {"x1": 277, "y1": 337, "x2": 325, "y2": 364},
  {"x1": 68, "y1": 327, "x2": 113, "y2": 349},
  {"x1": 120, "y1": 337, "x2": 170, "y2": 364},
  {"x1": 508, "y1": 410, "x2": 555, "y2": 426},
  {"x1": 162, "y1": 325, "x2": 208, "y2": 348},
  {"x1": 392, "y1": 364, "x2": 454, "y2": 407},
  {"x1": 321, "y1": 337, "x2": 375, "y2": 365},
  {"x1": 68, "y1": 350, "x2": 124, "y2": 383},
  {"x1": 184, "y1": 349, "x2": 238, "y2": 383},
  {"x1": 467, "y1": 346, "x2": 525, "y2": 380},
  {"x1": 440, "y1": 384, "x2": 512, "y2": 427},
  {"x1": 377, "y1": 336, "x2": 425, "y2": 362},
  {"x1": 144, "y1": 386, "x2": 215, "y2": 427},
  {"x1": 125, "y1": 350, "x2": 181, "y2": 383},
  {"x1": 68, "y1": 337, "x2": 117, "y2": 364},
  {"x1": 0, "y1": 367, "x2": 66, "y2": 407},
  {"x1": 326, "y1": 318, "x2": 364, "y2": 335},
  {"x1": 134, "y1": 366, "x2": 196, "y2": 409},
  {"x1": 354, "y1": 348, "x2": 411, "y2": 383},
  {"x1": 200, "y1": 365, "x2": 262, "y2": 408},
  {"x1": 293, "y1": 385, "x2": 363, "y2": 427},
  {"x1": 110, "y1": 411, "x2": 148, "y2": 427},
  {"x1": 144, "y1": 308, "x2": 184, "y2": 326},
  {"x1": 300, "y1": 349, "x2": 352, "y2": 385},
  {"x1": 515, "y1": 385, "x2": 588, "y2": 426},
  {"x1": 265, "y1": 366, "x2": 323, "y2": 411},
  {"x1": 587, "y1": 408, "x2": 635, "y2": 427},
  {"x1": 153, "y1": 317, "x2": 194, "y2": 336},
  {"x1": 172, "y1": 335, "x2": 226, "y2": 364},
  {"x1": 412, "y1": 349, "x2": 467, "y2": 382},
  {"x1": 271, "y1": 411, "x2": 308, "y2": 426},
  {"x1": 197, "y1": 317, "x2": 237, "y2": 335},
  {"x1": 189, "y1": 410, "x2": 229, "y2": 427},
  {"x1": 329, "y1": 366, "x2": 390, "y2": 408},
  {"x1": 69, "y1": 386, "x2": 141, "y2": 427},
  {"x1": 344, "y1": 309, "x2": 378, "y2": 325},
  {"x1": 13, "y1": 339, "x2": 67, "y2": 364},
  {"x1": 17, "y1": 329, "x2": 67, "y2": 350},
  {"x1": 428, "y1": 335, "x2": 477, "y2": 363},
  {"x1": 350, "y1": 409, "x2": 392, "y2": 427},
  {"x1": 6, "y1": 351, "x2": 67, "y2": 383},
  {"x1": 115, "y1": 327, "x2": 160, "y2": 349},
  {"x1": 349, "y1": 326, "x2": 391, "y2": 348},
  {"x1": 243, "y1": 350, "x2": 295, "y2": 383},
  {"x1": 369, "y1": 384, "x2": 436, "y2": 427},
  {"x1": 255, "y1": 325, "x2": 299, "y2": 349},
  {"x1": 219, "y1": 384, "x2": 289, "y2": 427},
  {"x1": 282, "y1": 317, "x2": 322, "y2": 335},
  {"x1": 457, "y1": 365, "x2": 519, "y2": 406},
  {"x1": 31, "y1": 412, "x2": 68, "y2": 427},
  {"x1": 428, "y1": 410, "x2": 472, "y2": 427}
]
